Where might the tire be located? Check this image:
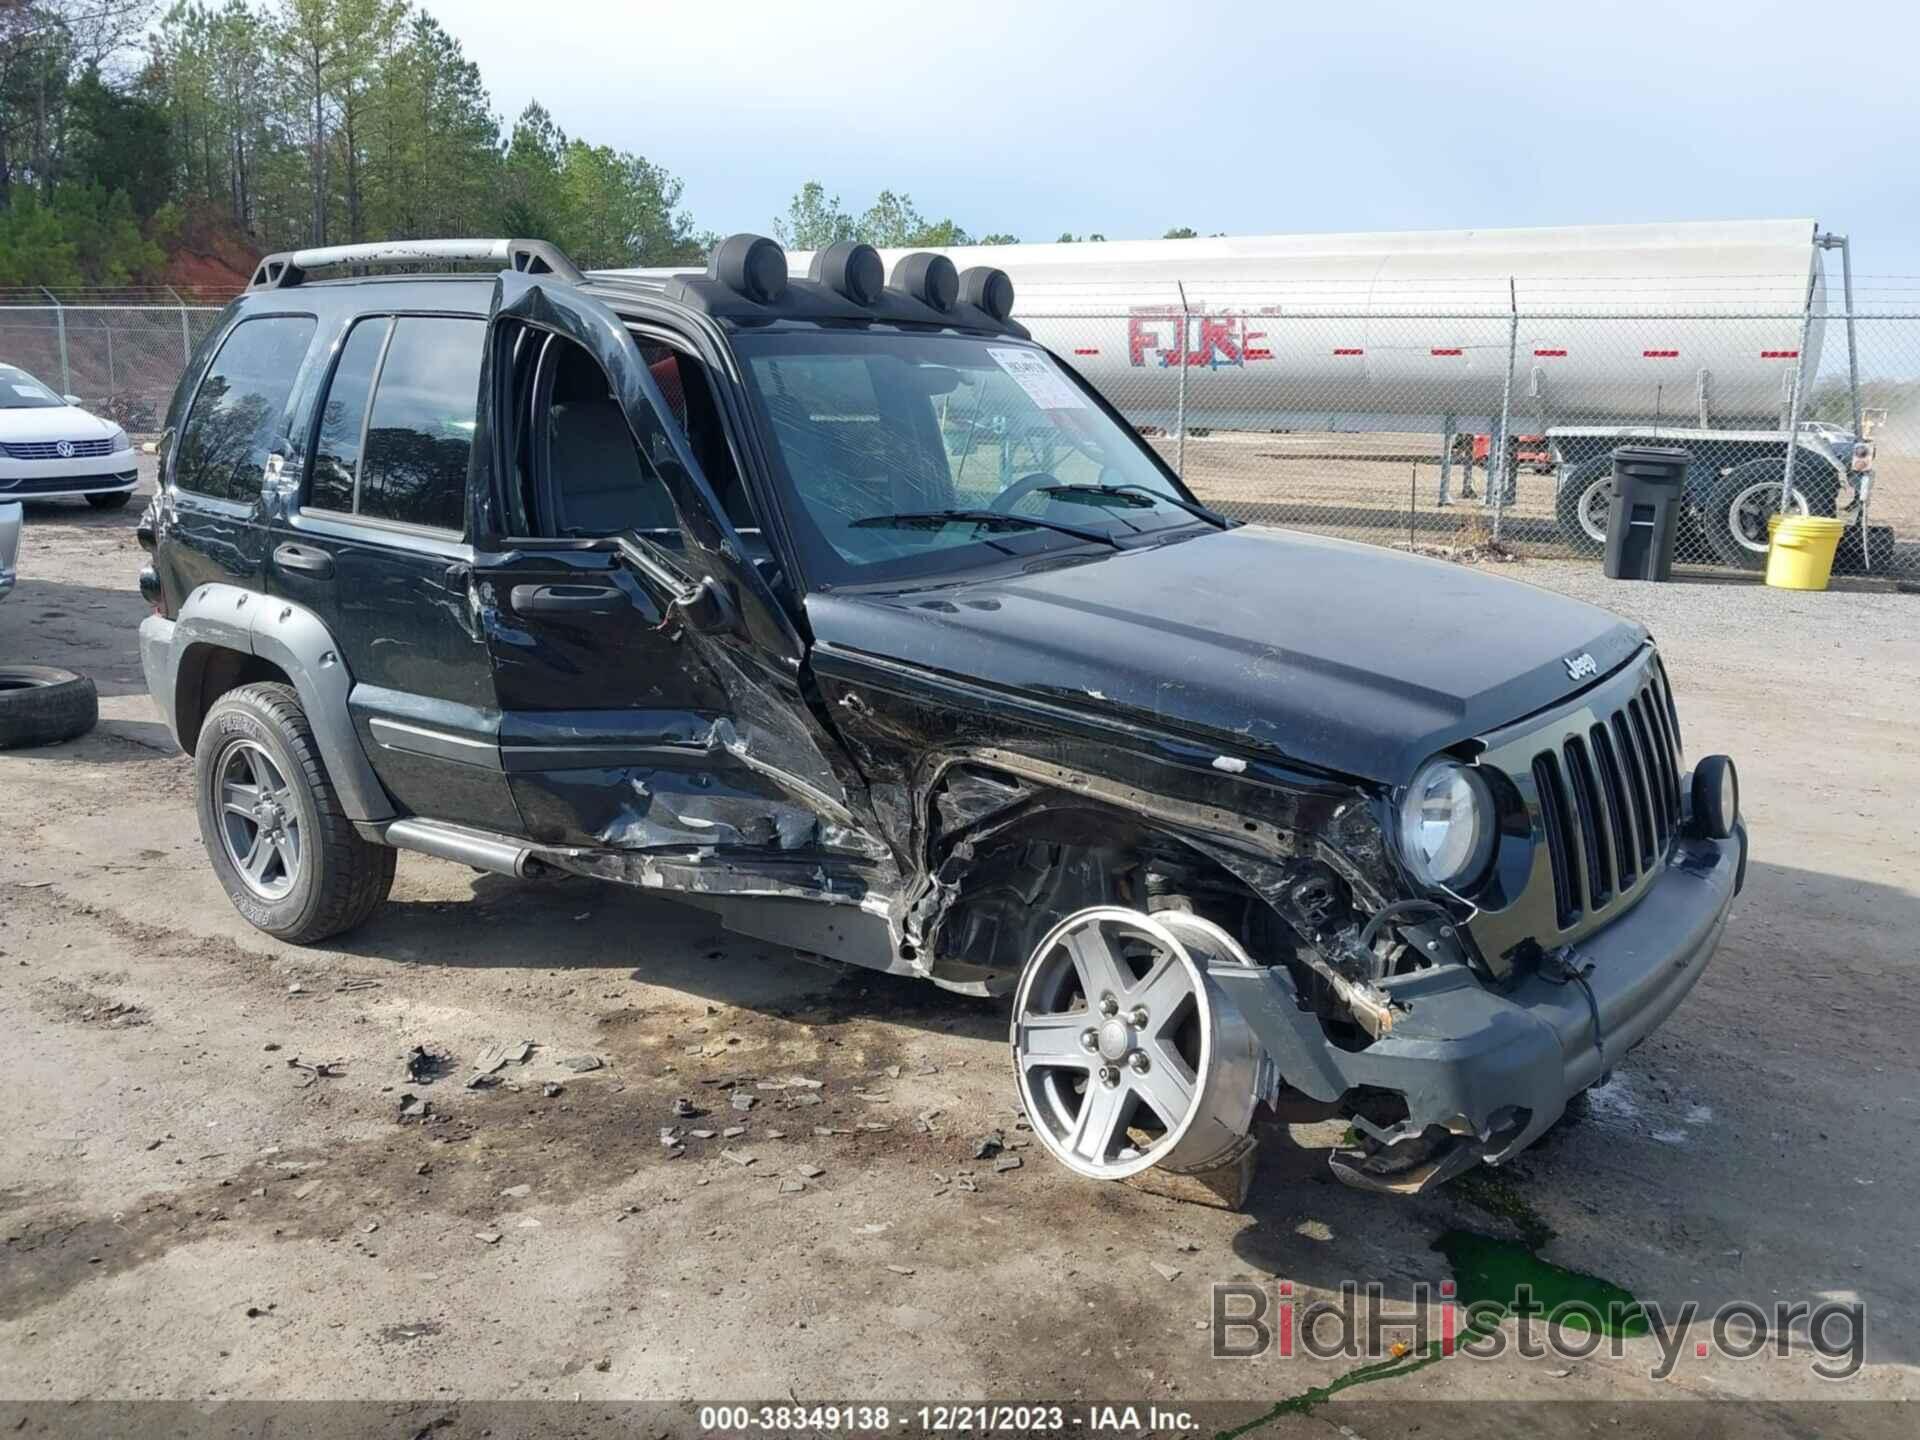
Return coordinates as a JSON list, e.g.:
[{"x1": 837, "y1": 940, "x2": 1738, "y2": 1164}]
[
  {"x1": 85, "y1": 491, "x2": 132, "y2": 511},
  {"x1": 0, "y1": 665, "x2": 99, "y2": 749},
  {"x1": 1553, "y1": 457, "x2": 1613, "y2": 558},
  {"x1": 195, "y1": 682, "x2": 395, "y2": 944},
  {"x1": 1704, "y1": 458, "x2": 1835, "y2": 570}
]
